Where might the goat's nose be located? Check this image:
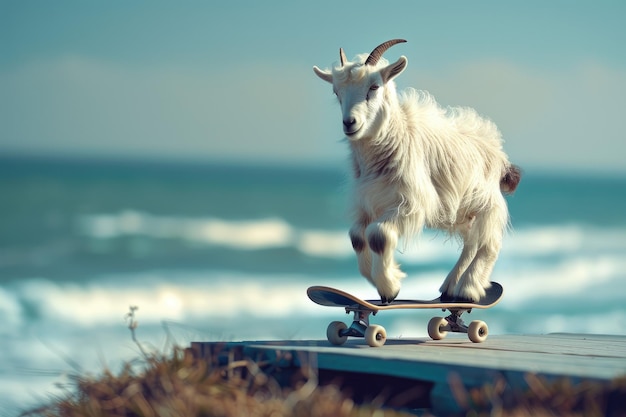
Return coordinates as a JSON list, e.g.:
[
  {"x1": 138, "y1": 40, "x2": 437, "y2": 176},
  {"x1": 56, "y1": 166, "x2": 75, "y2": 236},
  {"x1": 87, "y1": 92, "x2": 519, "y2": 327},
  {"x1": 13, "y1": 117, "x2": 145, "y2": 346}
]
[{"x1": 343, "y1": 117, "x2": 356, "y2": 129}]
